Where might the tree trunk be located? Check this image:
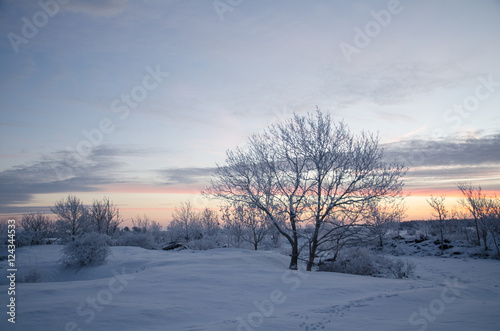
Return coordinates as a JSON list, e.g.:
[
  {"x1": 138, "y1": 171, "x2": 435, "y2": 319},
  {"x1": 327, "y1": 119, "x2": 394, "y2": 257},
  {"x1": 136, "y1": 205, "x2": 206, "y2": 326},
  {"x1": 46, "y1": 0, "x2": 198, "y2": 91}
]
[
  {"x1": 289, "y1": 243, "x2": 299, "y2": 270},
  {"x1": 289, "y1": 215, "x2": 299, "y2": 270},
  {"x1": 482, "y1": 230, "x2": 488, "y2": 251},
  {"x1": 474, "y1": 217, "x2": 481, "y2": 245},
  {"x1": 306, "y1": 239, "x2": 317, "y2": 271},
  {"x1": 440, "y1": 221, "x2": 444, "y2": 255},
  {"x1": 306, "y1": 220, "x2": 321, "y2": 271}
]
